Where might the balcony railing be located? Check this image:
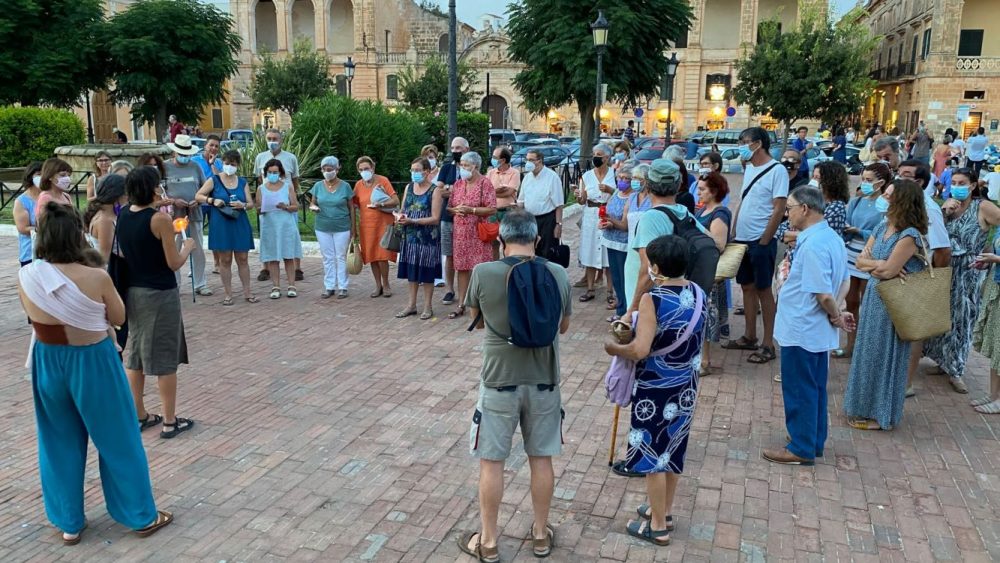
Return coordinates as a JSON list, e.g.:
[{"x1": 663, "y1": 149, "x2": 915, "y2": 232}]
[
  {"x1": 886, "y1": 64, "x2": 898, "y2": 79},
  {"x1": 375, "y1": 52, "x2": 407, "y2": 64},
  {"x1": 898, "y1": 61, "x2": 914, "y2": 77},
  {"x1": 956, "y1": 57, "x2": 1000, "y2": 71},
  {"x1": 869, "y1": 67, "x2": 884, "y2": 80}
]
